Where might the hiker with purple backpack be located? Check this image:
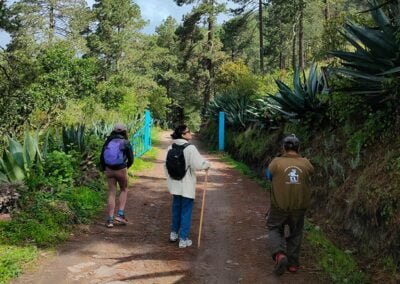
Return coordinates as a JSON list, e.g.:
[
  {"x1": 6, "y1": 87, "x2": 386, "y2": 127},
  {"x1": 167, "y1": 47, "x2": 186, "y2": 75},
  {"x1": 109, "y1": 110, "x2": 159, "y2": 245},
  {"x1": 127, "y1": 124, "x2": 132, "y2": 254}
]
[{"x1": 100, "y1": 123, "x2": 134, "y2": 228}]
